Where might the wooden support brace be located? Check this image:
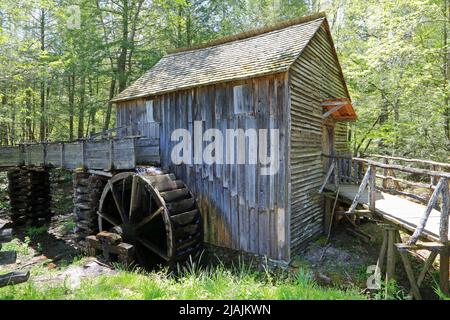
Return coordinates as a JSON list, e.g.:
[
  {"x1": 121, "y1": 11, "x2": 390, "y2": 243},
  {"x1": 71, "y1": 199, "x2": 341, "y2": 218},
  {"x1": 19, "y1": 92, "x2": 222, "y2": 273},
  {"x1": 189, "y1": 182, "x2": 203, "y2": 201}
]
[
  {"x1": 376, "y1": 228, "x2": 388, "y2": 276},
  {"x1": 386, "y1": 228, "x2": 397, "y2": 286},
  {"x1": 396, "y1": 247, "x2": 423, "y2": 300},
  {"x1": 319, "y1": 160, "x2": 336, "y2": 193},
  {"x1": 440, "y1": 247, "x2": 449, "y2": 297}
]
